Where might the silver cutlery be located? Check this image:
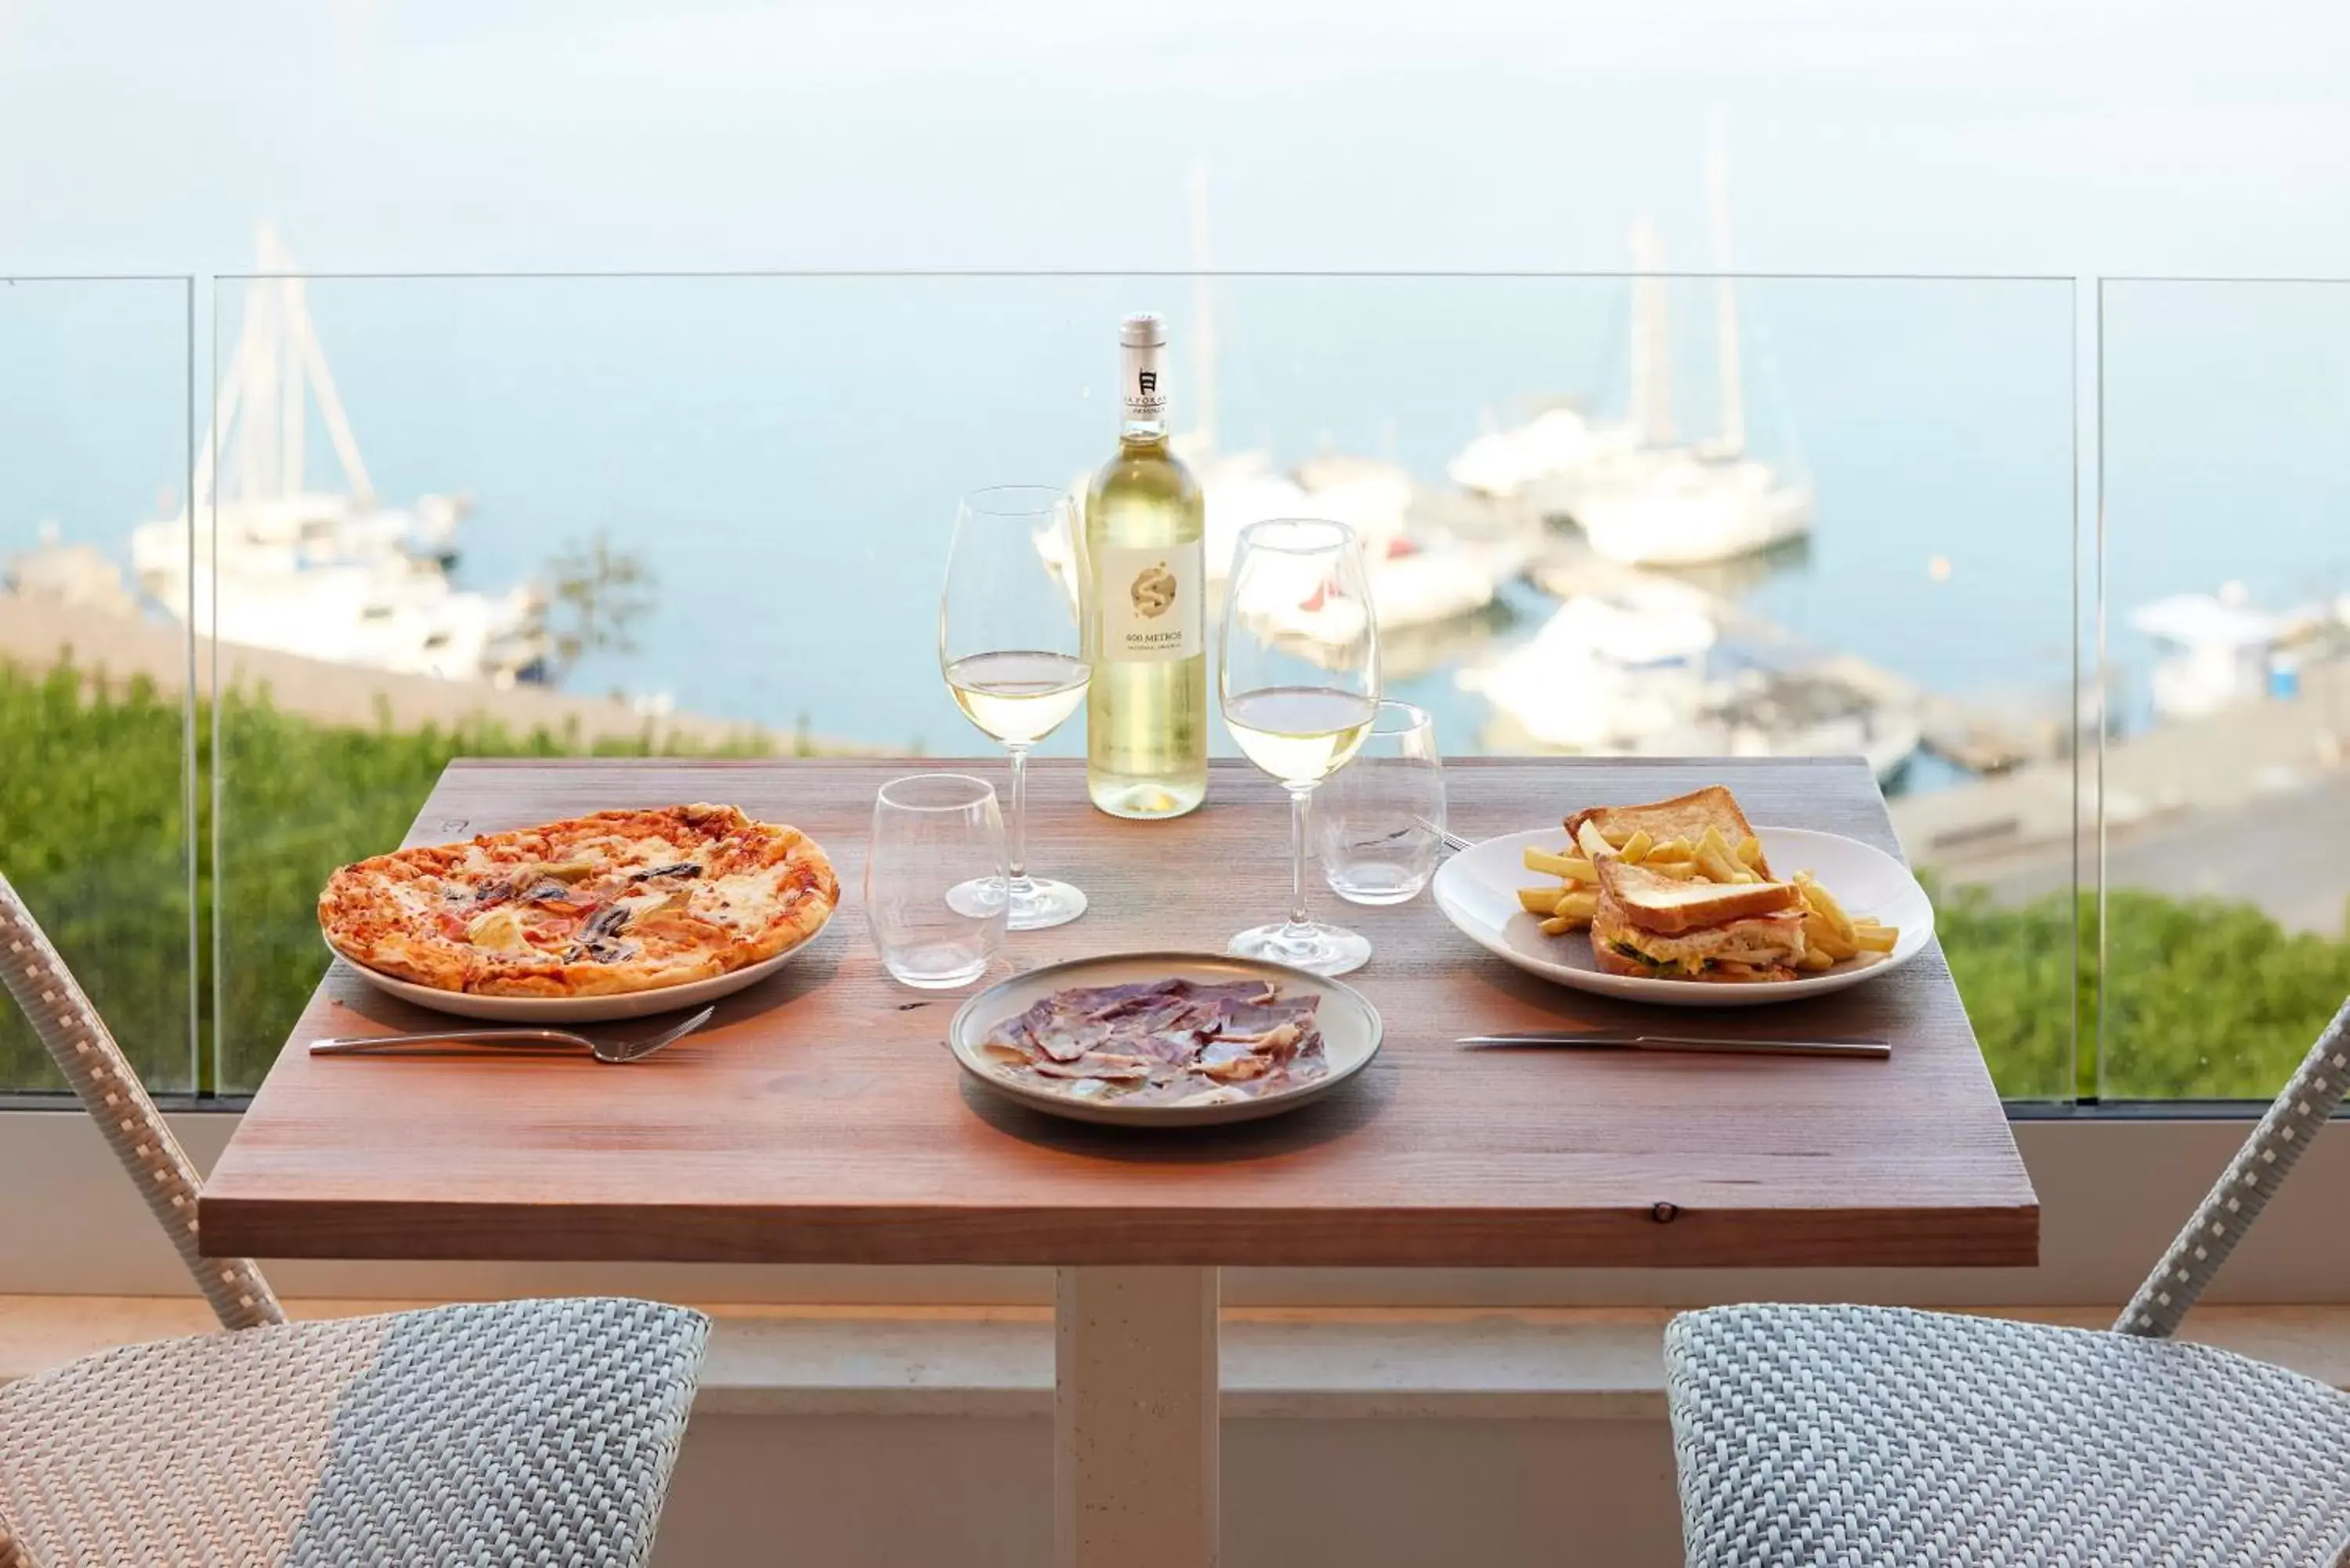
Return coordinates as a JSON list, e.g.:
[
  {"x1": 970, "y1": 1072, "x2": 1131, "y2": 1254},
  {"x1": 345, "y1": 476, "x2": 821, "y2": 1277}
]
[
  {"x1": 1458, "y1": 1030, "x2": 1889, "y2": 1060},
  {"x1": 310, "y1": 1005, "x2": 715, "y2": 1064},
  {"x1": 1416, "y1": 817, "x2": 1474, "y2": 854}
]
